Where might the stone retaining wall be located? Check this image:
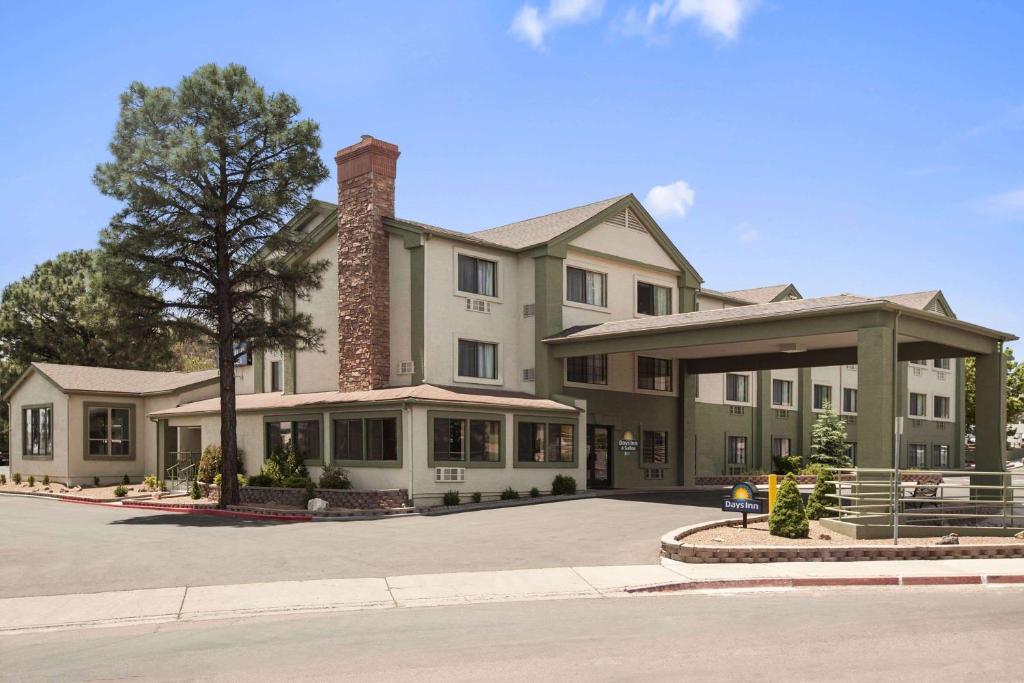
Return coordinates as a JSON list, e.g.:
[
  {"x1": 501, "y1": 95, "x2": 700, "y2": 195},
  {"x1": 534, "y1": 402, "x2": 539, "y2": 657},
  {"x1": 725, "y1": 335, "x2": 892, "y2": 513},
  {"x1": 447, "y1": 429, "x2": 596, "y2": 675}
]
[
  {"x1": 239, "y1": 486, "x2": 409, "y2": 510},
  {"x1": 661, "y1": 517, "x2": 1024, "y2": 563}
]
